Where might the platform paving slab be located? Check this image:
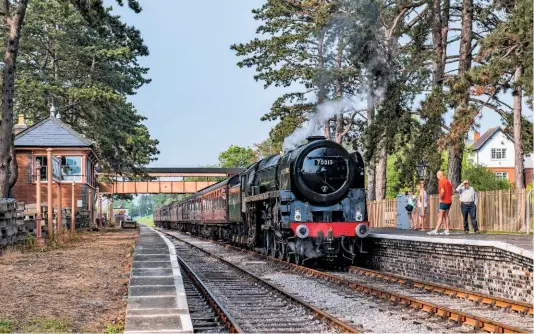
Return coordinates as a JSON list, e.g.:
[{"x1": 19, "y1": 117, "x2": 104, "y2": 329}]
[
  {"x1": 134, "y1": 254, "x2": 171, "y2": 261},
  {"x1": 132, "y1": 261, "x2": 172, "y2": 269},
  {"x1": 132, "y1": 268, "x2": 174, "y2": 277},
  {"x1": 125, "y1": 226, "x2": 192, "y2": 334},
  {"x1": 131, "y1": 276, "x2": 176, "y2": 286}
]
